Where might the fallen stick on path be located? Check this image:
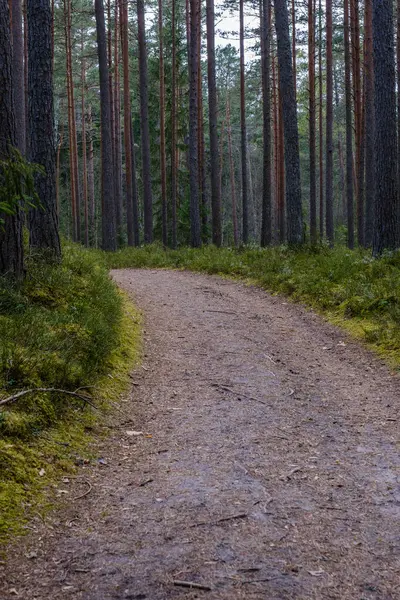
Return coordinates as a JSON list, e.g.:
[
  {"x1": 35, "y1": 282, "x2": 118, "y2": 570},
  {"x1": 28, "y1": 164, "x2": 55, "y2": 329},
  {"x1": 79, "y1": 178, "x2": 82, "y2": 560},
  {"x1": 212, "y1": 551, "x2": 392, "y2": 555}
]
[
  {"x1": 173, "y1": 580, "x2": 212, "y2": 591},
  {"x1": 191, "y1": 512, "x2": 248, "y2": 528}
]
